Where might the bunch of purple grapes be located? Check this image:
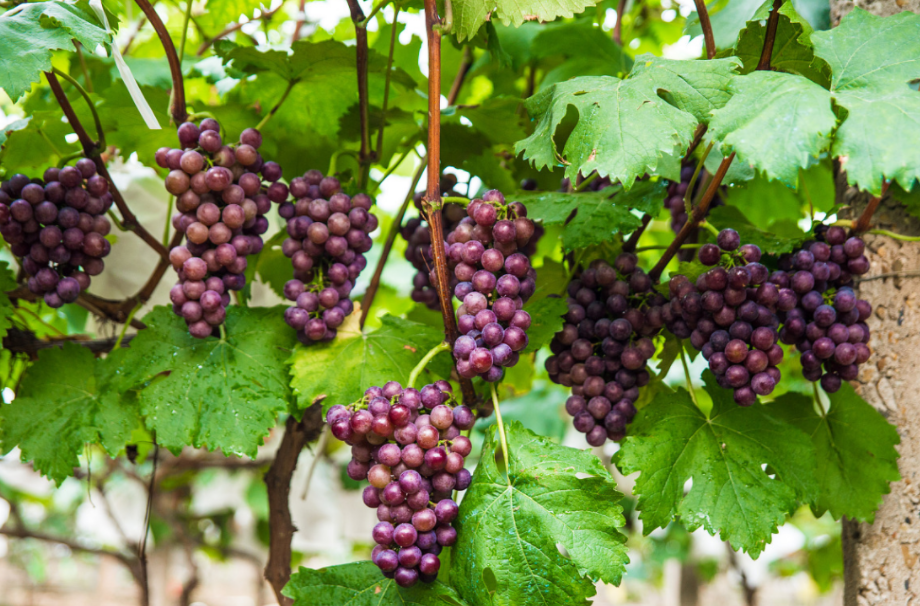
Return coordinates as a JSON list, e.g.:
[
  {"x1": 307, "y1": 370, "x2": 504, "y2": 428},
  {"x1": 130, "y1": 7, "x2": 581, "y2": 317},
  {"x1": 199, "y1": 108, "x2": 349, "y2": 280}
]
[
  {"x1": 161, "y1": 119, "x2": 286, "y2": 338},
  {"x1": 0, "y1": 162, "x2": 113, "y2": 307},
  {"x1": 545, "y1": 254, "x2": 663, "y2": 445},
  {"x1": 665, "y1": 228, "x2": 784, "y2": 405},
  {"x1": 775, "y1": 225, "x2": 871, "y2": 392},
  {"x1": 325, "y1": 380, "x2": 474, "y2": 587},
  {"x1": 448, "y1": 190, "x2": 537, "y2": 381},
  {"x1": 665, "y1": 163, "x2": 723, "y2": 246},
  {"x1": 279, "y1": 170, "x2": 376, "y2": 343}
]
